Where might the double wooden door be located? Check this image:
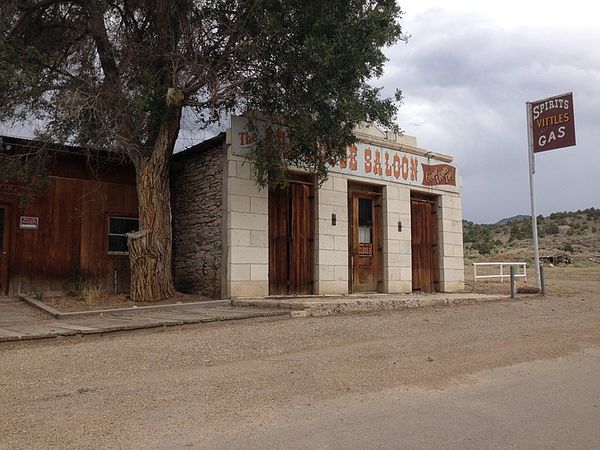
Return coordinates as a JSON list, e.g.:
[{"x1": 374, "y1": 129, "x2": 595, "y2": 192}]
[
  {"x1": 0, "y1": 205, "x2": 10, "y2": 295},
  {"x1": 268, "y1": 182, "x2": 313, "y2": 295},
  {"x1": 349, "y1": 192, "x2": 382, "y2": 293},
  {"x1": 410, "y1": 195, "x2": 439, "y2": 293}
]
